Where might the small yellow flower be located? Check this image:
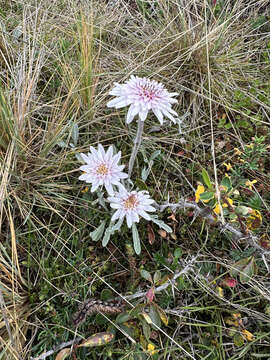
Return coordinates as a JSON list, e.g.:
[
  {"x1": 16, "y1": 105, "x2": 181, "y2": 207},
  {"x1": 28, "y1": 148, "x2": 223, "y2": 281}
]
[
  {"x1": 222, "y1": 198, "x2": 233, "y2": 208},
  {"x1": 245, "y1": 143, "x2": 254, "y2": 149},
  {"x1": 224, "y1": 162, "x2": 232, "y2": 171},
  {"x1": 242, "y1": 329, "x2": 254, "y2": 342},
  {"x1": 234, "y1": 148, "x2": 242, "y2": 156},
  {"x1": 82, "y1": 186, "x2": 89, "y2": 193},
  {"x1": 232, "y1": 313, "x2": 241, "y2": 320},
  {"x1": 213, "y1": 204, "x2": 221, "y2": 215},
  {"x1": 147, "y1": 343, "x2": 157, "y2": 355},
  {"x1": 195, "y1": 184, "x2": 205, "y2": 203},
  {"x1": 216, "y1": 286, "x2": 224, "y2": 298},
  {"x1": 246, "y1": 209, "x2": 262, "y2": 230},
  {"x1": 245, "y1": 179, "x2": 257, "y2": 190}
]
